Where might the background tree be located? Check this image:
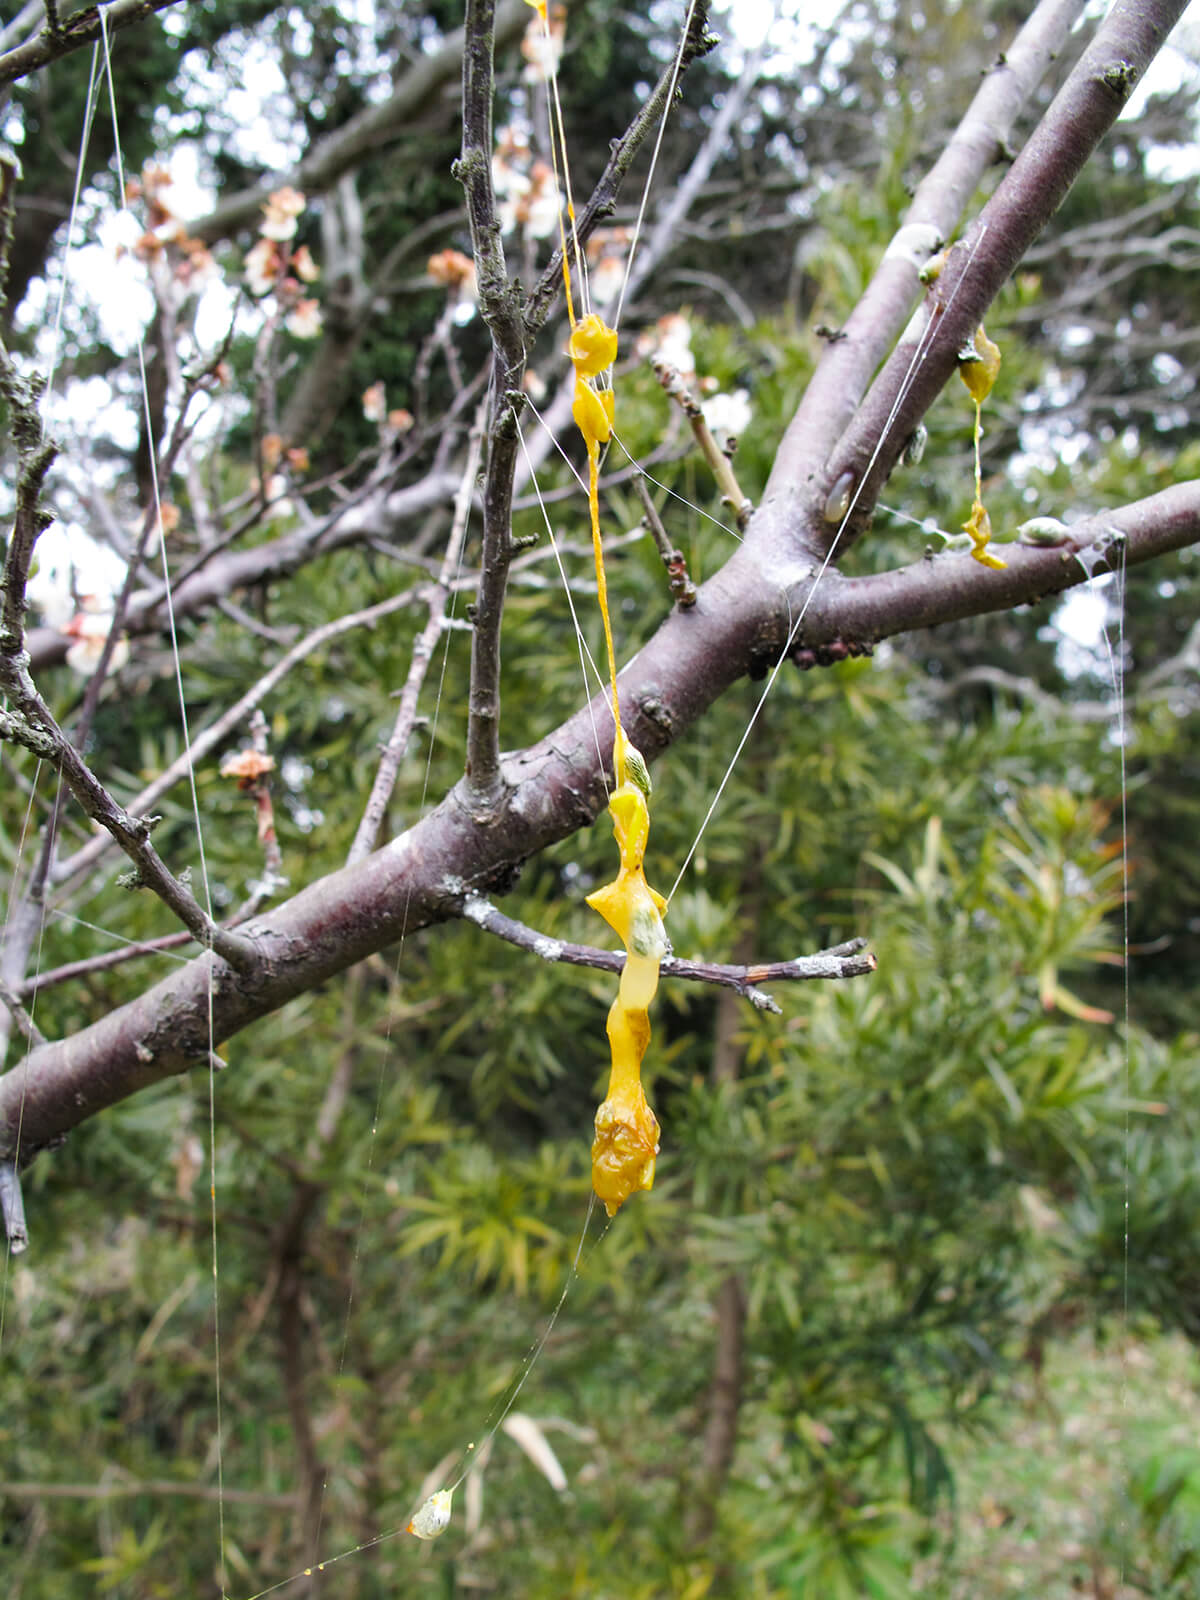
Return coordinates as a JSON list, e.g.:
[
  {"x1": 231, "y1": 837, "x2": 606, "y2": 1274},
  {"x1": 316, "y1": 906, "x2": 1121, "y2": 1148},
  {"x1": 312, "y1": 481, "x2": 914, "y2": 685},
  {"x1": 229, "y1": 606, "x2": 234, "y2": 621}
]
[{"x1": 1, "y1": 1, "x2": 1198, "y2": 1595}]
